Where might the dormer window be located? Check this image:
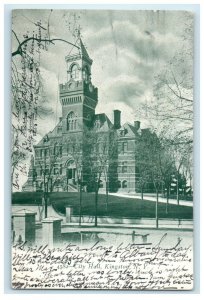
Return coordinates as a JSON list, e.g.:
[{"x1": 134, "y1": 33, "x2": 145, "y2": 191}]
[
  {"x1": 95, "y1": 119, "x2": 100, "y2": 129},
  {"x1": 119, "y1": 129, "x2": 128, "y2": 136}
]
